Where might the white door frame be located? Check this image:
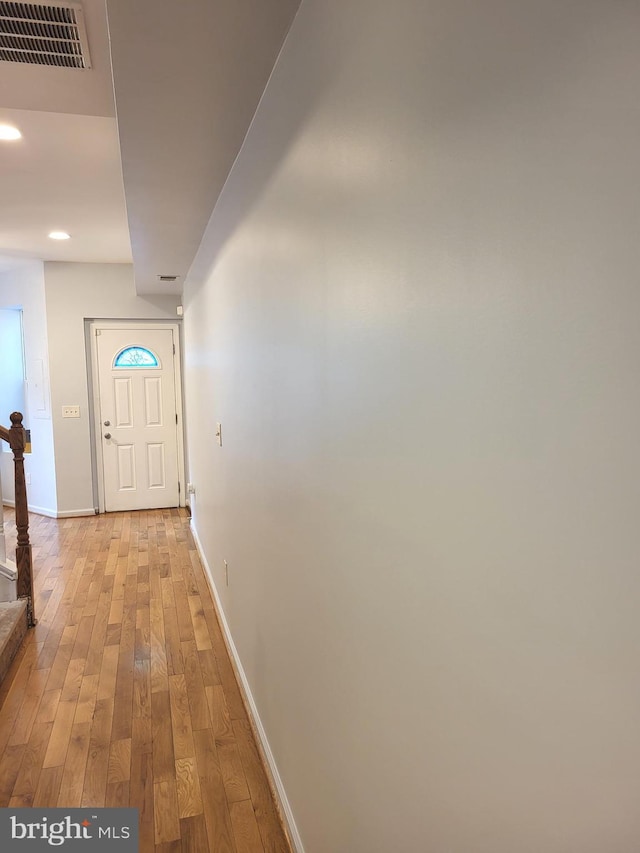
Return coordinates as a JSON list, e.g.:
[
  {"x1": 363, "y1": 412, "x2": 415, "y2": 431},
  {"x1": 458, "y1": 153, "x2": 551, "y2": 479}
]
[{"x1": 89, "y1": 320, "x2": 186, "y2": 513}]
